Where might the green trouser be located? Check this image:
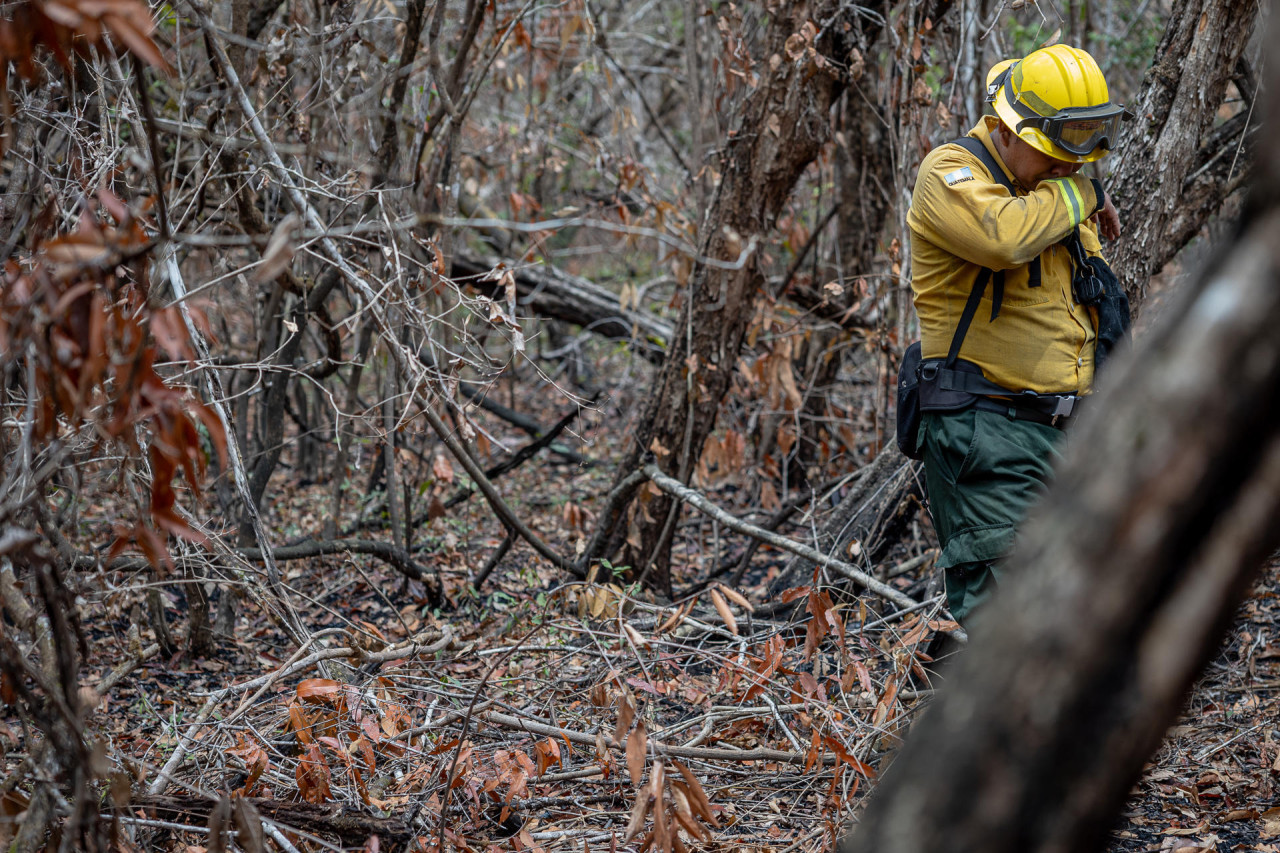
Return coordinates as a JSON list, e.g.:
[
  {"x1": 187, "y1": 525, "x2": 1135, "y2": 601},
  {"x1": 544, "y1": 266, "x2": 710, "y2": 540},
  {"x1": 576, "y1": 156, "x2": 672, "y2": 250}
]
[{"x1": 919, "y1": 407, "x2": 1067, "y2": 626}]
